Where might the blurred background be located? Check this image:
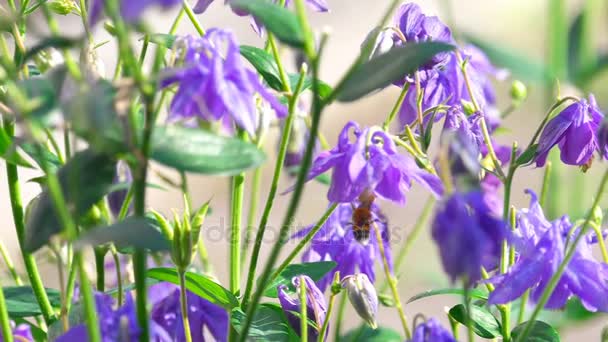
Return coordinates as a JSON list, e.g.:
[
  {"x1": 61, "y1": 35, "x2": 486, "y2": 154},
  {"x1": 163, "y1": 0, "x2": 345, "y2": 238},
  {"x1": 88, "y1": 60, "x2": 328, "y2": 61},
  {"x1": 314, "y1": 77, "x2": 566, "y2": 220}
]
[{"x1": 2, "y1": 0, "x2": 608, "y2": 339}]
